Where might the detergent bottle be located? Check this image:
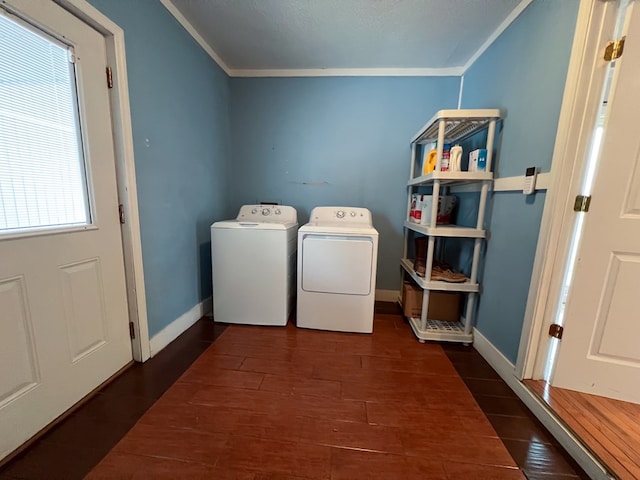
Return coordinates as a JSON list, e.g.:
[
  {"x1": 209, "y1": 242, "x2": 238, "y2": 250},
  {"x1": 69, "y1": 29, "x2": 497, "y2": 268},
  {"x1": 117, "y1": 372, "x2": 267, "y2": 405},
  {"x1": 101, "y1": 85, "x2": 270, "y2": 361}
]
[
  {"x1": 423, "y1": 148, "x2": 437, "y2": 175},
  {"x1": 449, "y1": 145, "x2": 463, "y2": 172},
  {"x1": 440, "y1": 144, "x2": 452, "y2": 171}
]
